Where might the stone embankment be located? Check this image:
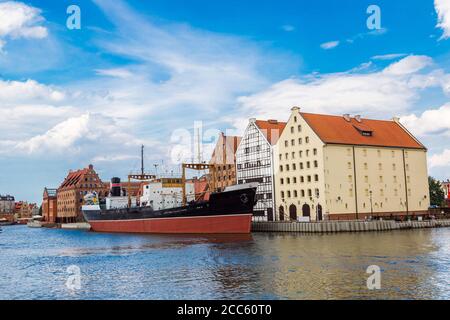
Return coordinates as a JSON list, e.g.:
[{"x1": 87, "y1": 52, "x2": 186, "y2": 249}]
[{"x1": 252, "y1": 219, "x2": 450, "y2": 233}]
